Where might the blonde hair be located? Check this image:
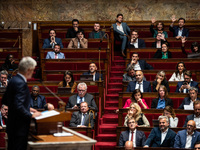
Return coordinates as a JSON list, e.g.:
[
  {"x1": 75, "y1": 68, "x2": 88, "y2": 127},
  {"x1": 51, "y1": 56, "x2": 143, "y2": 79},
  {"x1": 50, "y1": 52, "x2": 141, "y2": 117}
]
[
  {"x1": 128, "y1": 102, "x2": 142, "y2": 121},
  {"x1": 156, "y1": 71, "x2": 167, "y2": 81}
]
